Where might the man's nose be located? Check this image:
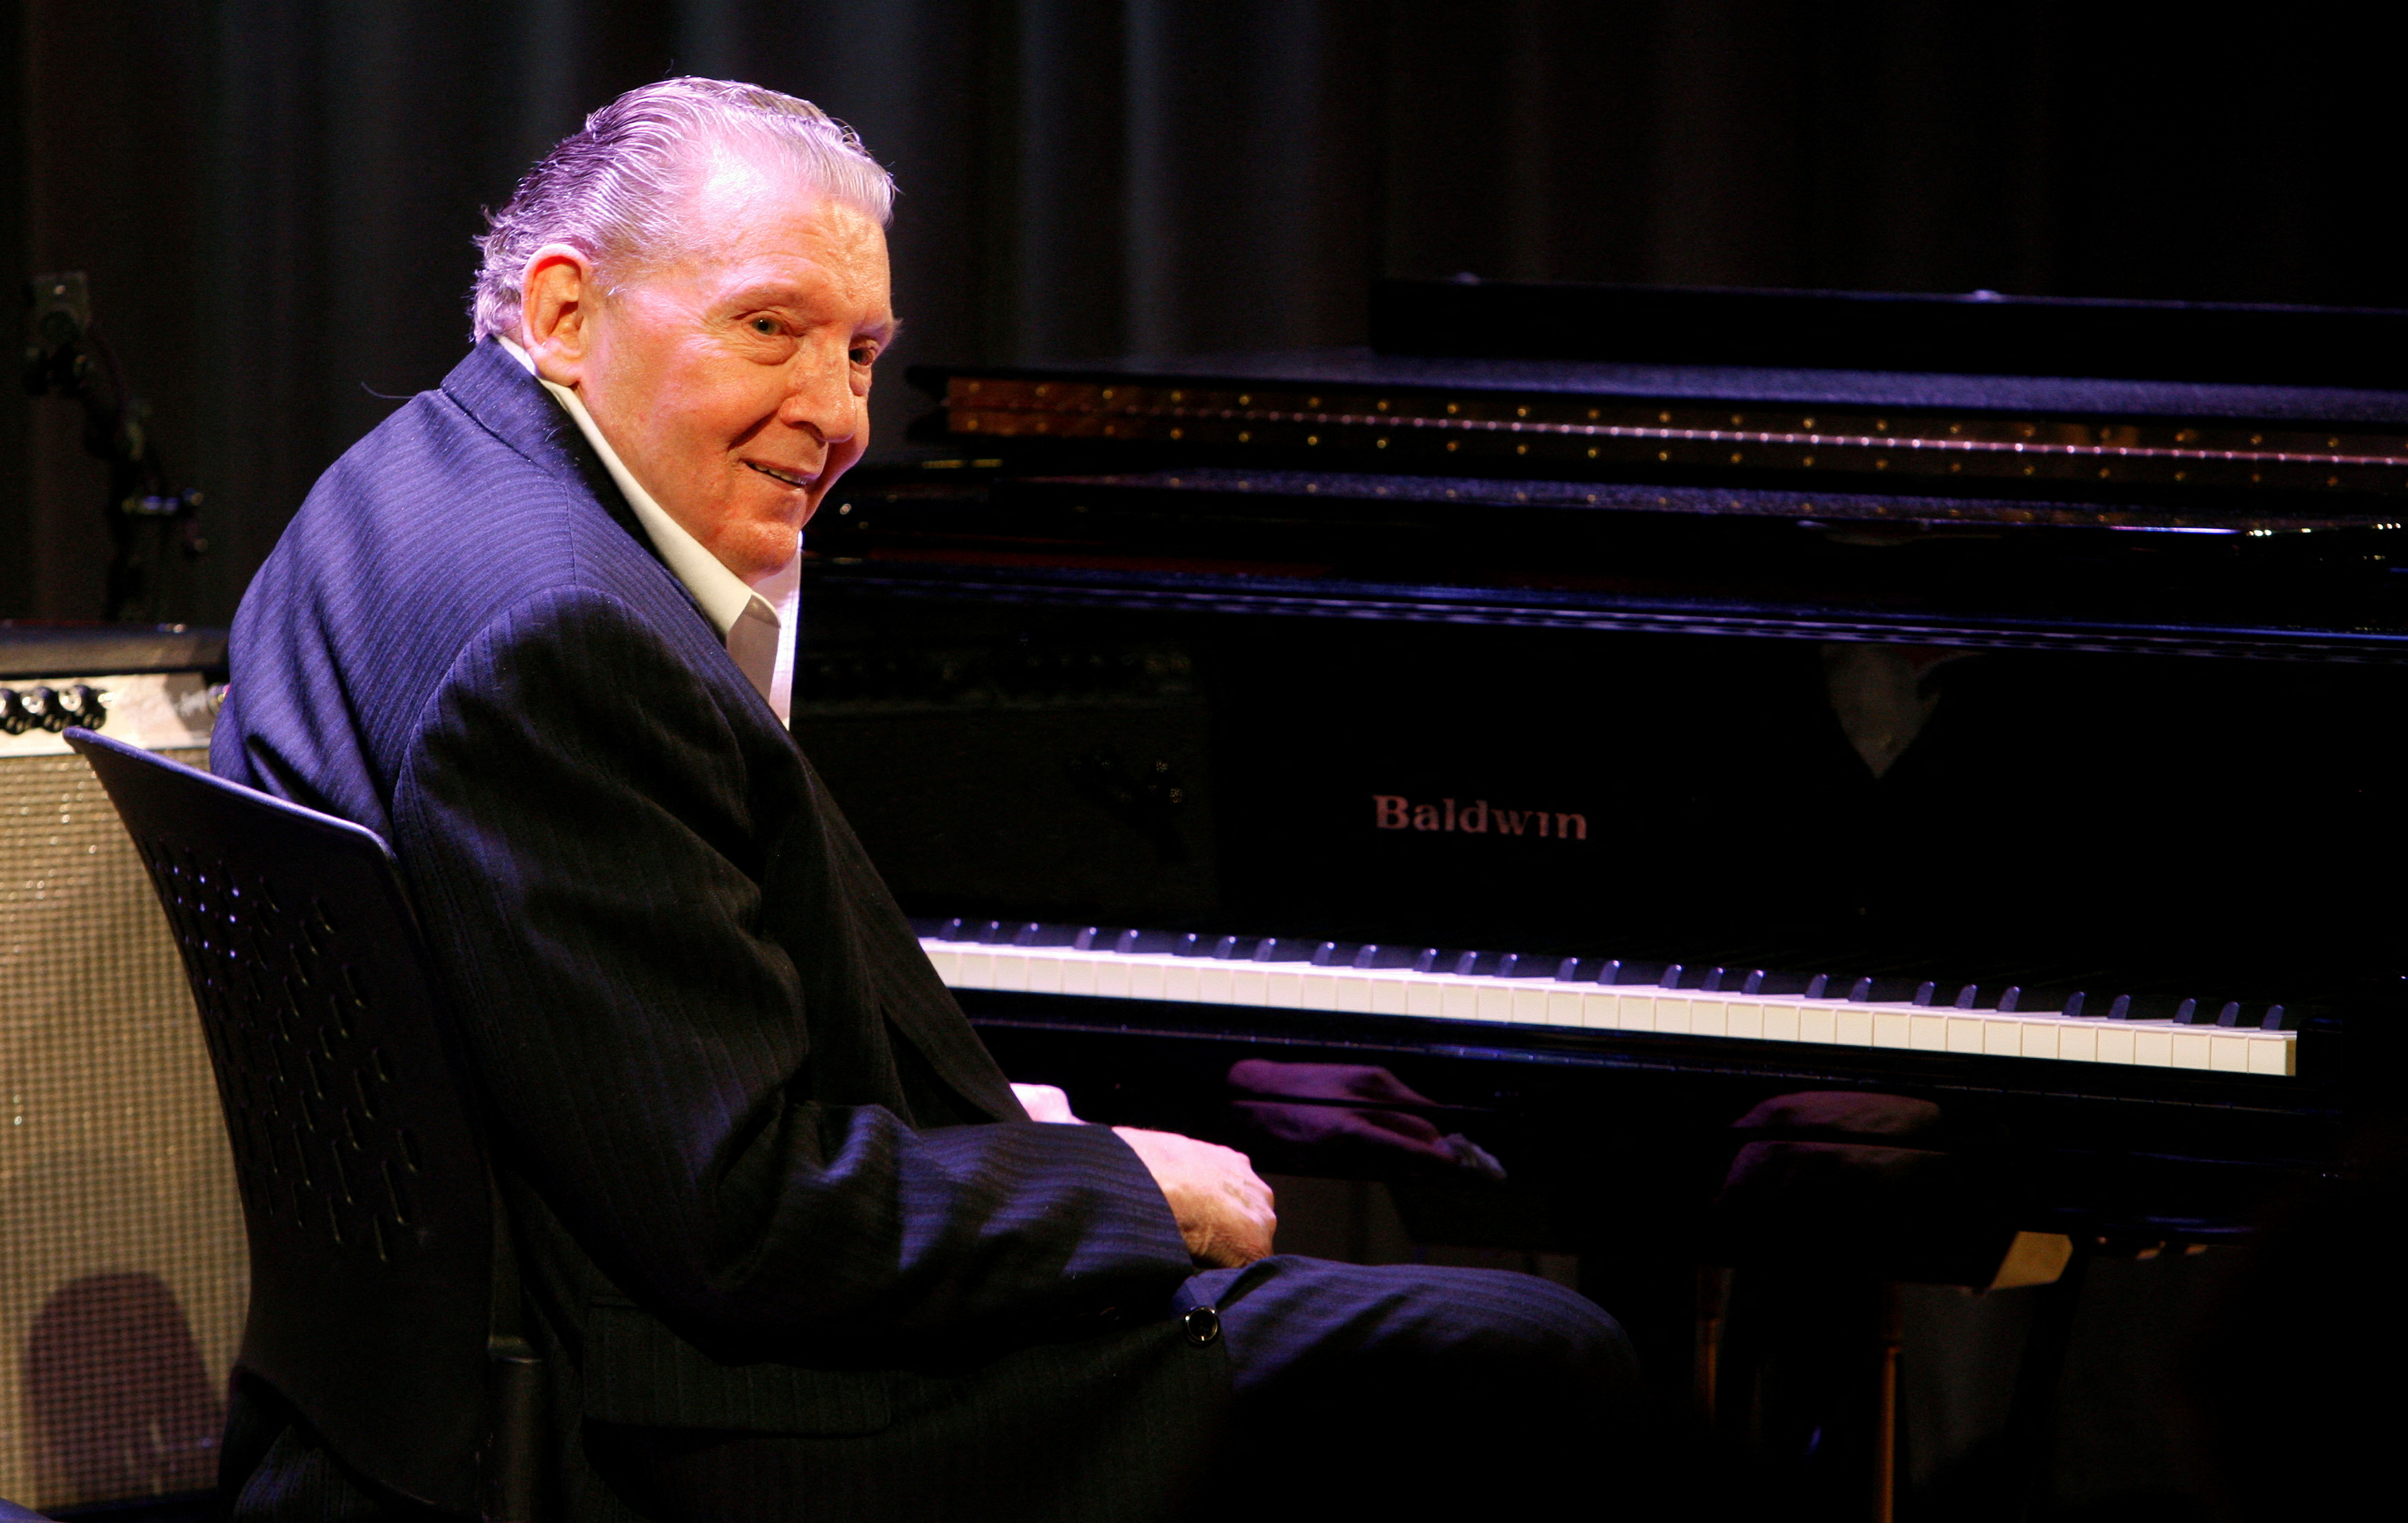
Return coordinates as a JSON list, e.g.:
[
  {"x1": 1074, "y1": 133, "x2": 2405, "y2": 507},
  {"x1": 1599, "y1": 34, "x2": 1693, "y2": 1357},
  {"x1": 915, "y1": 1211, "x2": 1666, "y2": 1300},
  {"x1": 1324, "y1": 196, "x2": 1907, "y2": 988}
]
[{"x1": 780, "y1": 347, "x2": 859, "y2": 444}]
